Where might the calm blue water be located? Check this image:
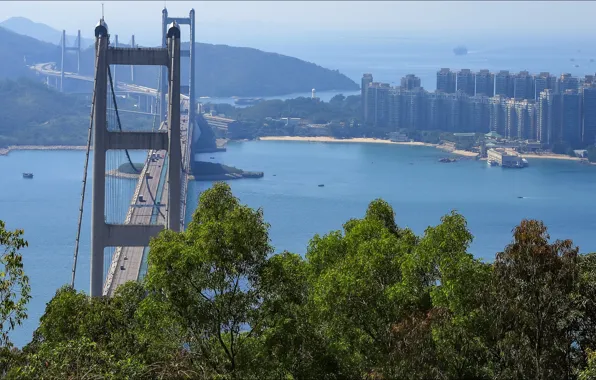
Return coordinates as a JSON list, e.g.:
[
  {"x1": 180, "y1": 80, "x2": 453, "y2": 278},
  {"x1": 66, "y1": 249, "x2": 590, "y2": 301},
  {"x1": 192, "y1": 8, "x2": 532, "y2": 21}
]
[{"x1": 1, "y1": 143, "x2": 596, "y2": 346}]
